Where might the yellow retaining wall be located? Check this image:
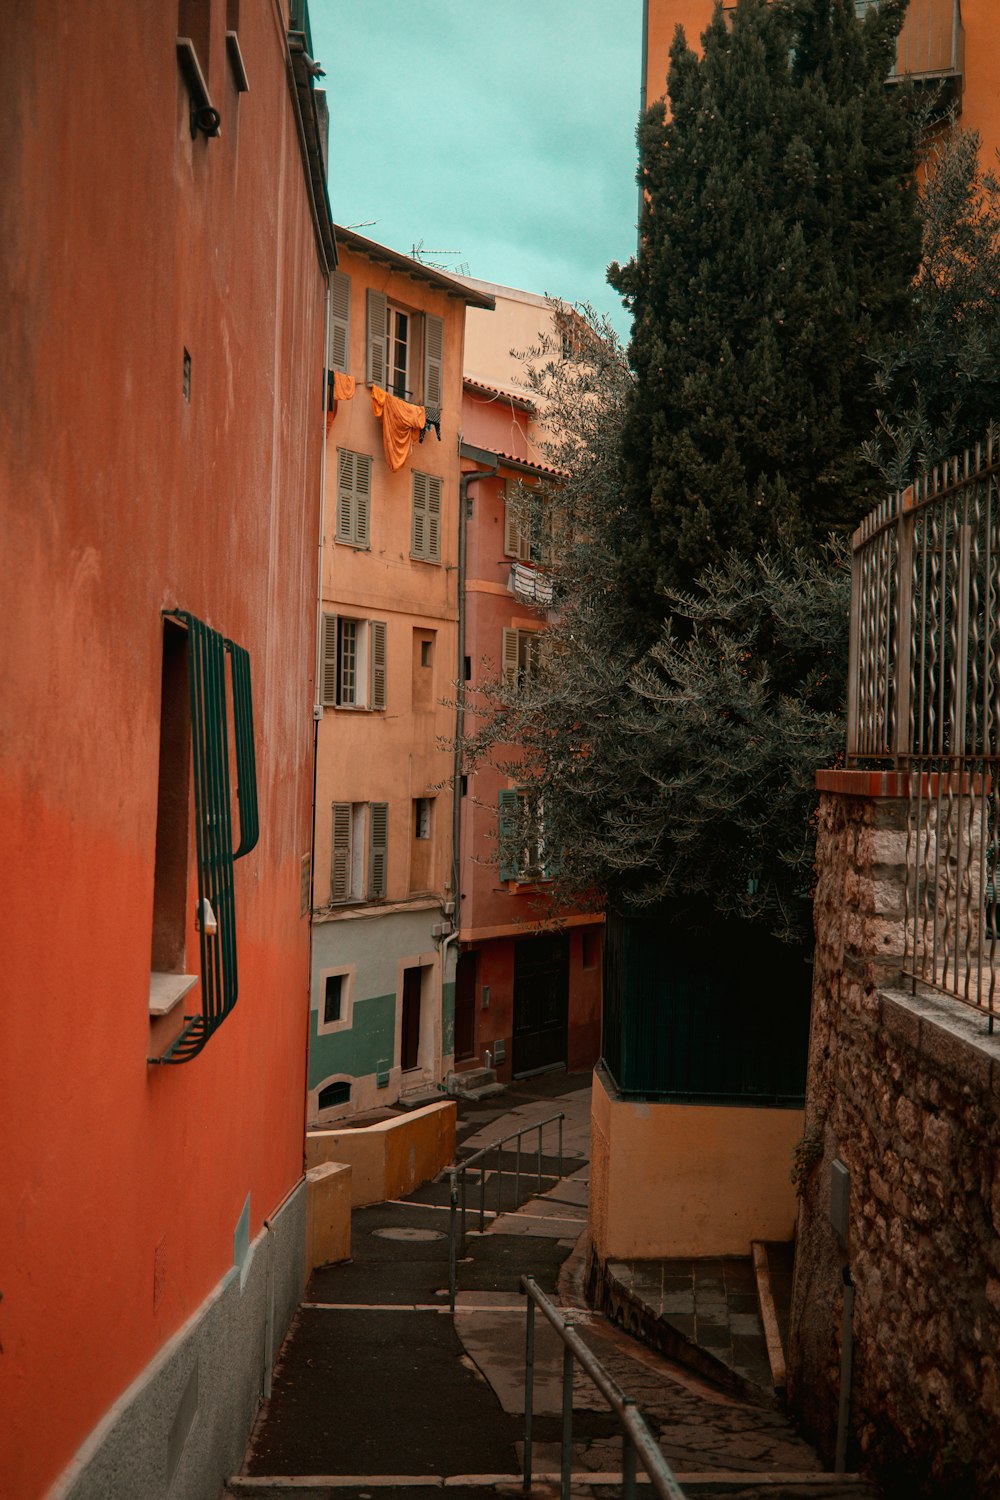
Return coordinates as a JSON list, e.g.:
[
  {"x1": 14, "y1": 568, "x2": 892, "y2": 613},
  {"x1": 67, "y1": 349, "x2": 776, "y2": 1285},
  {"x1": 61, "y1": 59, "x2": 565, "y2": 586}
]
[
  {"x1": 590, "y1": 1068, "x2": 803, "y2": 1260},
  {"x1": 305, "y1": 1161, "x2": 352, "y2": 1271},
  {"x1": 306, "y1": 1099, "x2": 457, "y2": 1208}
]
